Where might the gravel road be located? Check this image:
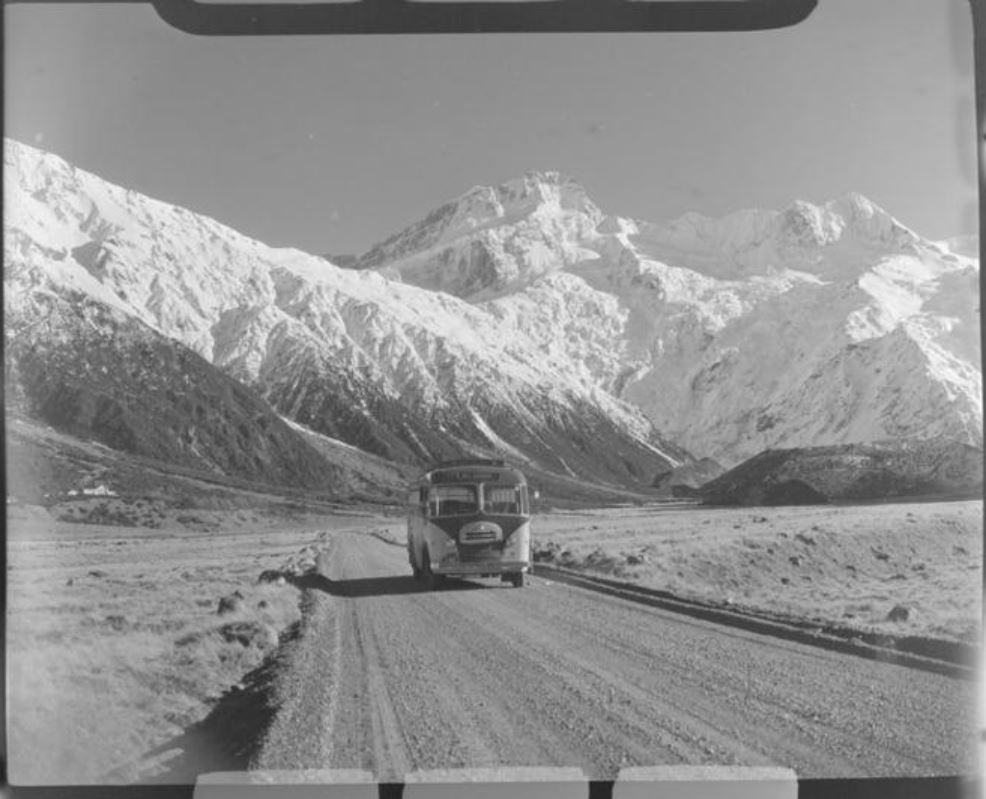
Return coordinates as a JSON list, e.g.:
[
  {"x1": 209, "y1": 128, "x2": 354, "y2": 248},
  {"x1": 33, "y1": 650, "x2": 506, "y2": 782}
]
[{"x1": 253, "y1": 529, "x2": 976, "y2": 780}]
